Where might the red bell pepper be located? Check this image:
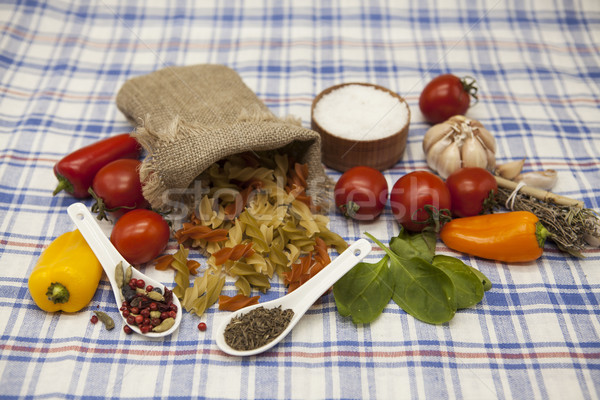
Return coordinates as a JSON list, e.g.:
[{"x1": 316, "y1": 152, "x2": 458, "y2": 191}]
[{"x1": 53, "y1": 133, "x2": 141, "y2": 198}]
